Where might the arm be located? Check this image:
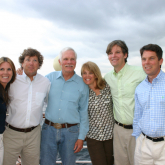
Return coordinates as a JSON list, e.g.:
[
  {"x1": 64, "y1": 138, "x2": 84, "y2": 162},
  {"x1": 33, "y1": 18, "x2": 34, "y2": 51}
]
[
  {"x1": 77, "y1": 84, "x2": 89, "y2": 140},
  {"x1": 43, "y1": 81, "x2": 51, "y2": 118},
  {"x1": 132, "y1": 91, "x2": 143, "y2": 139},
  {"x1": 73, "y1": 84, "x2": 89, "y2": 153}
]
